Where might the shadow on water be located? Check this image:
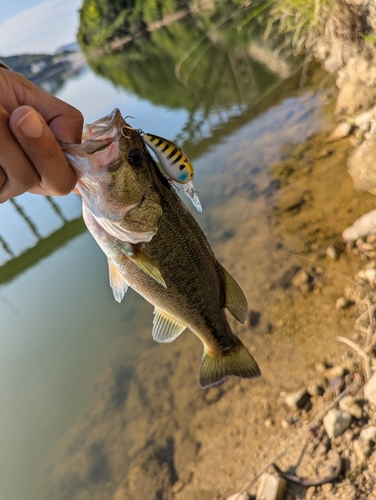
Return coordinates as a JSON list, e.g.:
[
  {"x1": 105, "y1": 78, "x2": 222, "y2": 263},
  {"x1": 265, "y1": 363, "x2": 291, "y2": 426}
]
[{"x1": 0, "y1": 217, "x2": 85, "y2": 285}]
